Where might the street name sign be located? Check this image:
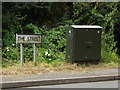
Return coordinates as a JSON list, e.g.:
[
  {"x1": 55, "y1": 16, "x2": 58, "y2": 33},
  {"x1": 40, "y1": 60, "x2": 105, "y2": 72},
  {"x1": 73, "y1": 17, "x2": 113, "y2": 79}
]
[
  {"x1": 16, "y1": 34, "x2": 42, "y2": 44},
  {"x1": 16, "y1": 34, "x2": 42, "y2": 66}
]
